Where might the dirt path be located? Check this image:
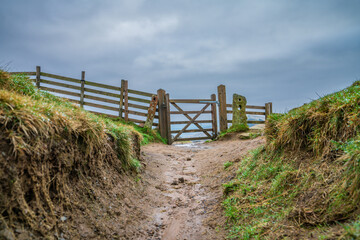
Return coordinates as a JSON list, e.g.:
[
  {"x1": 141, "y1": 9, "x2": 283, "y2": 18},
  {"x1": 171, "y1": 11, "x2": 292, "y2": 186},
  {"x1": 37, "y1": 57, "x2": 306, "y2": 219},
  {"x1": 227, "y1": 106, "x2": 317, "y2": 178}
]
[{"x1": 138, "y1": 136, "x2": 265, "y2": 240}]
